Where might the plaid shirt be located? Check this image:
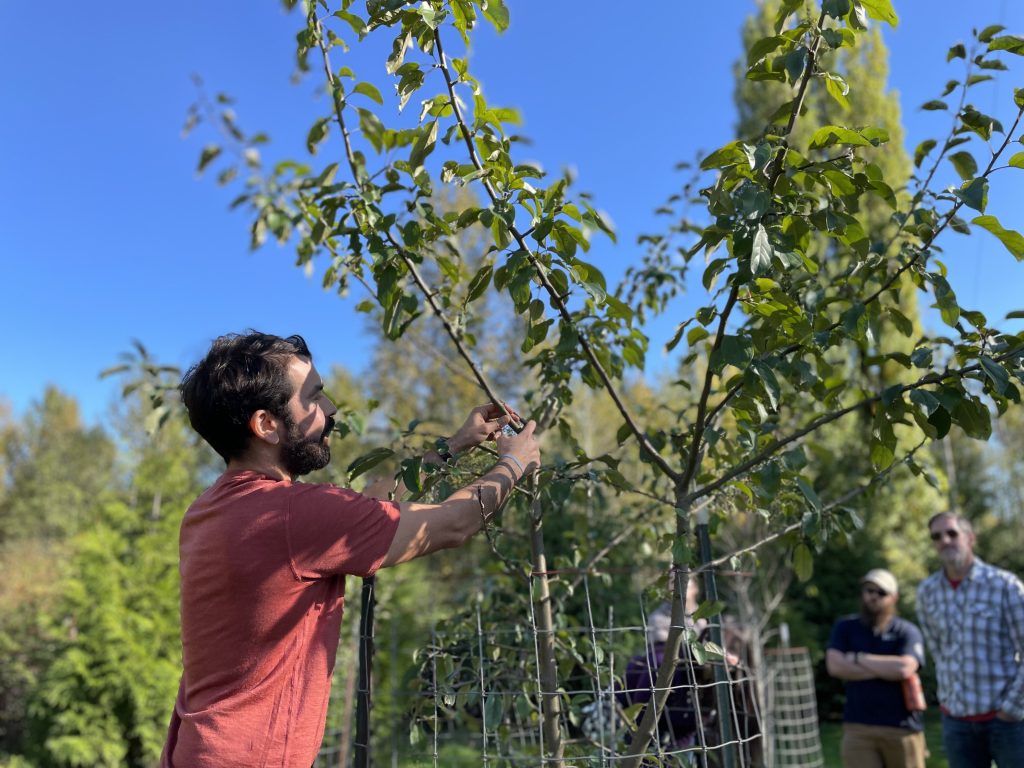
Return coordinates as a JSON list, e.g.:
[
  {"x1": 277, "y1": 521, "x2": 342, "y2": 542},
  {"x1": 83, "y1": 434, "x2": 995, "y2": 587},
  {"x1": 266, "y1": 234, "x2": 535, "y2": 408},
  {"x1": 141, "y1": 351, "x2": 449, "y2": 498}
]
[{"x1": 917, "y1": 557, "x2": 1024, "y2": 719}]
